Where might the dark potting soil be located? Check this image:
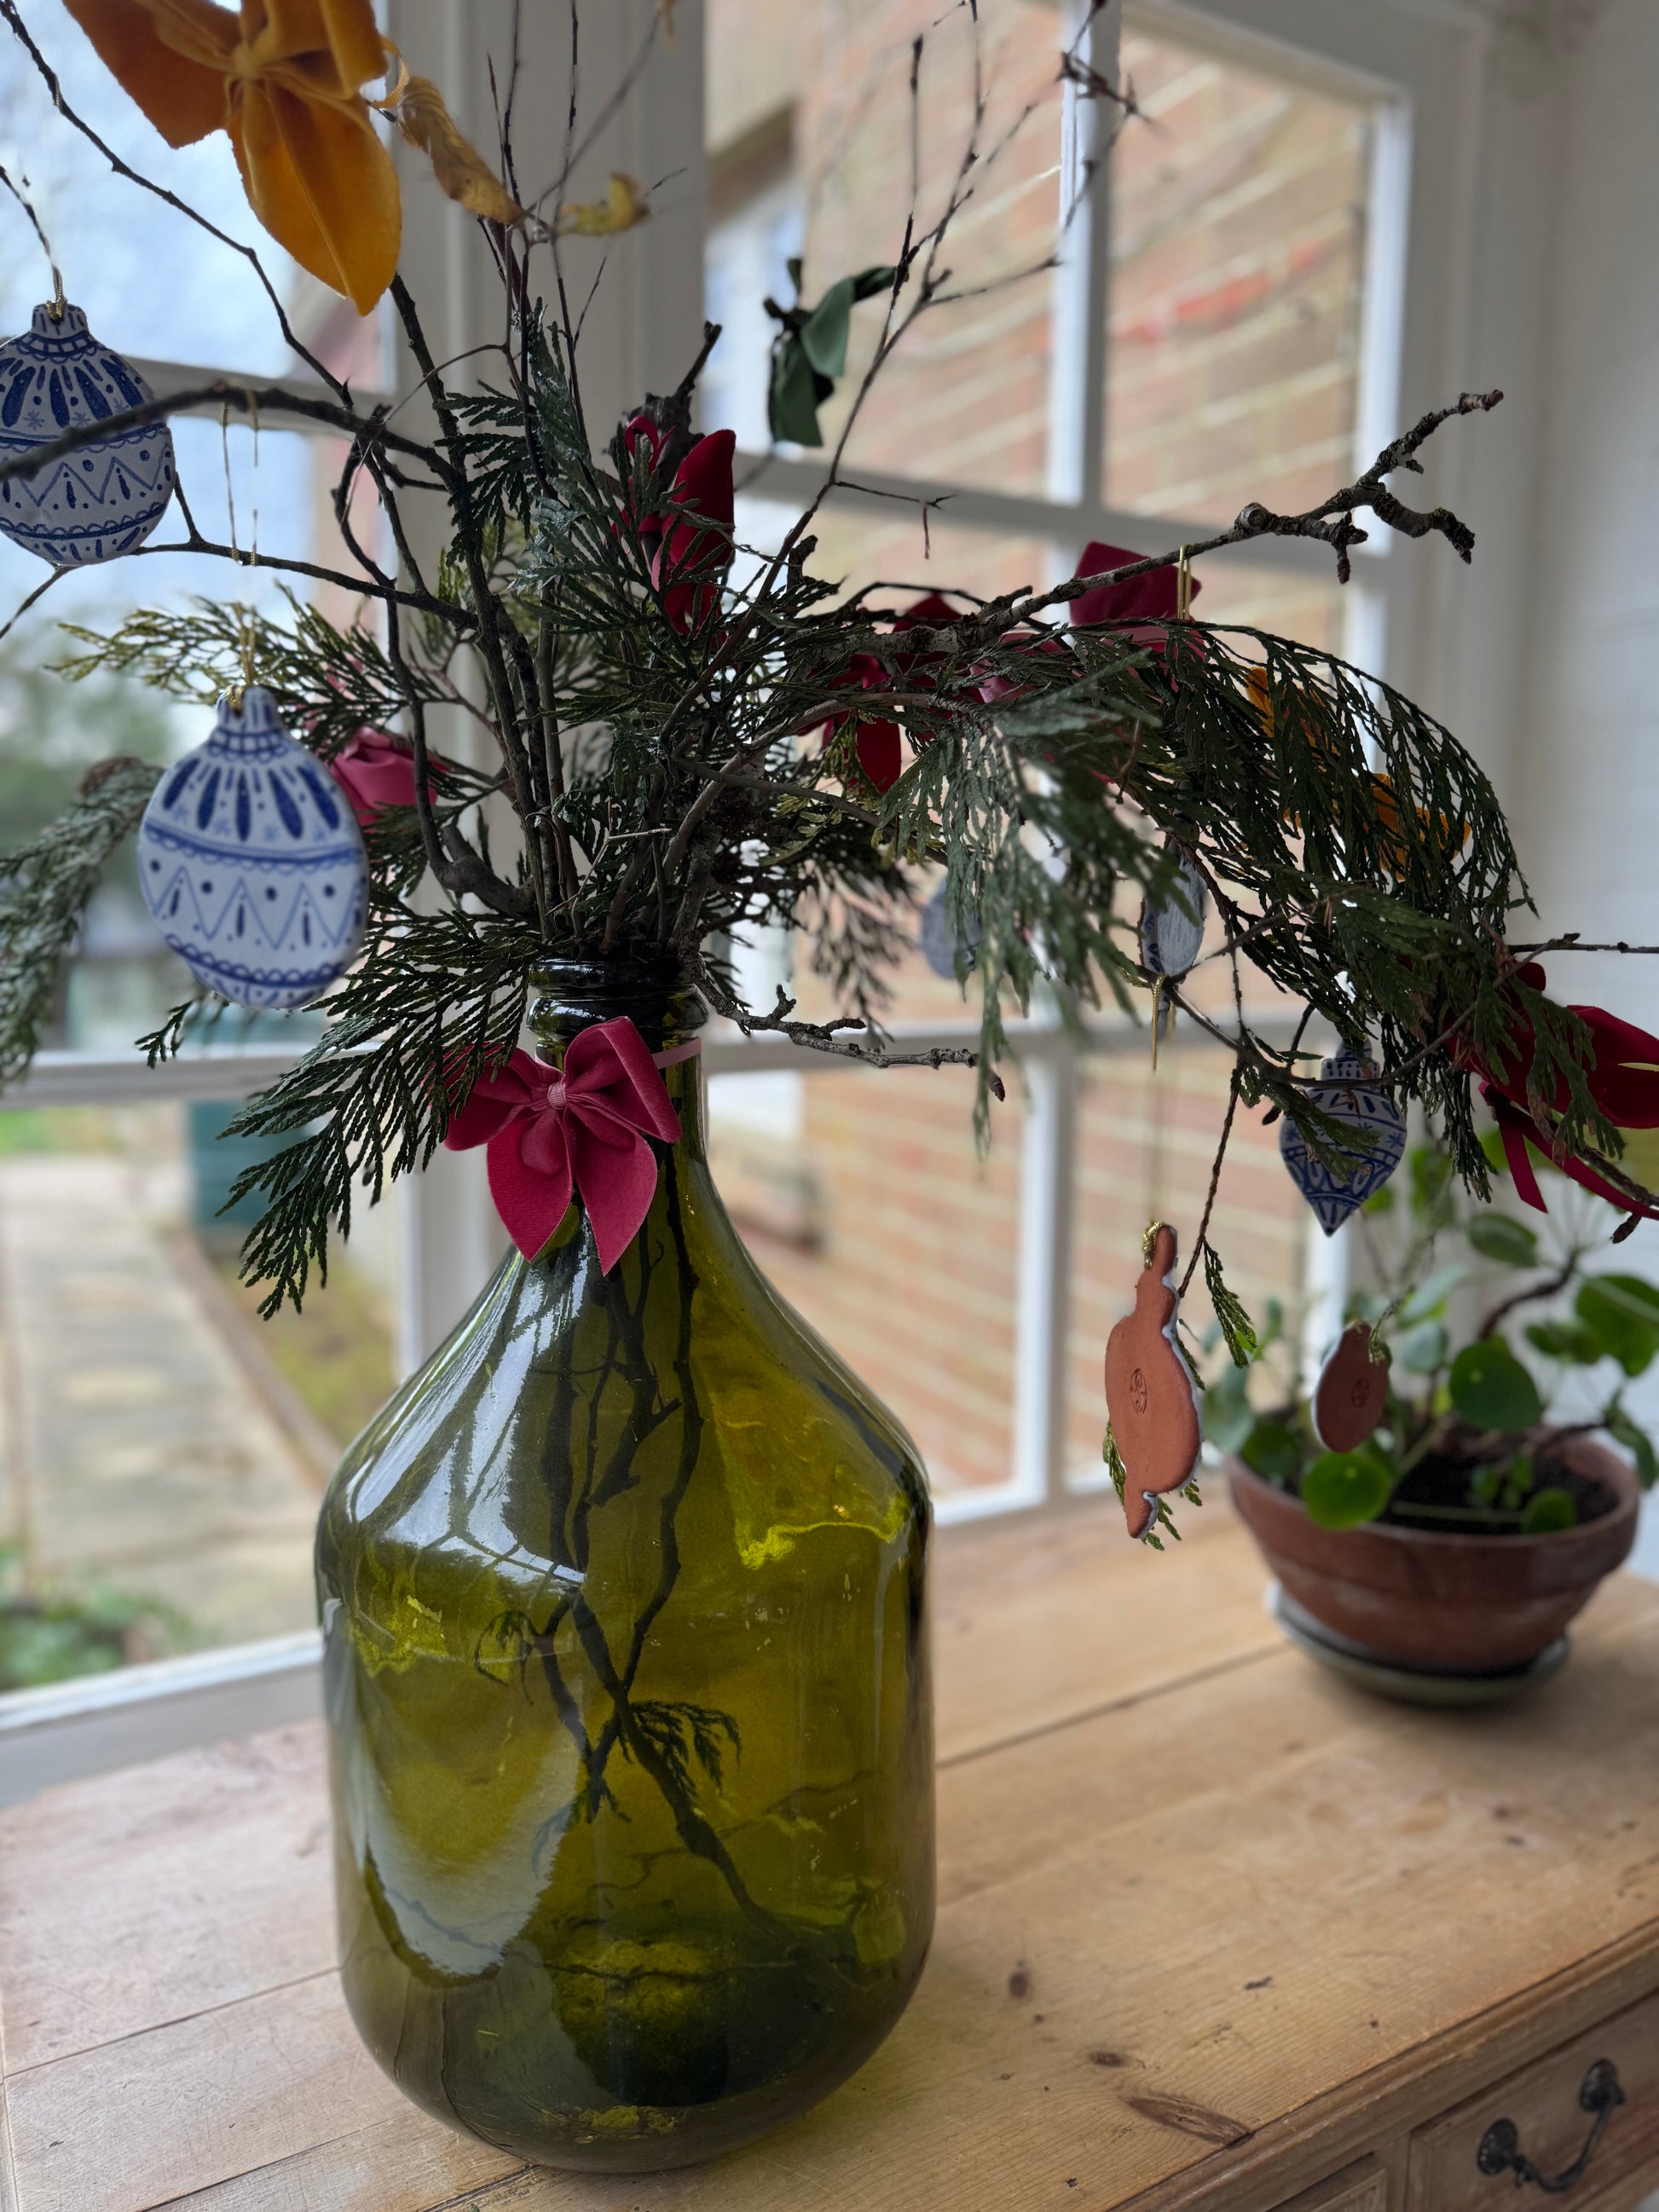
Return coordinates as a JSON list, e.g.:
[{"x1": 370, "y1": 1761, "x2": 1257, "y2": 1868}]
[{"x1": 1378, "y1": 1451, "x2": 1618, "y2": 1537}]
